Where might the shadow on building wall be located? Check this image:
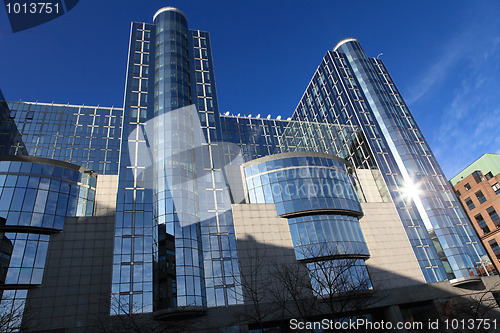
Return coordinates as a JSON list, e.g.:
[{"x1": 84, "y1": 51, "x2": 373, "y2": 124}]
[{"x1": 12, "y1": 222, "x2": 500, "y2": 333}]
